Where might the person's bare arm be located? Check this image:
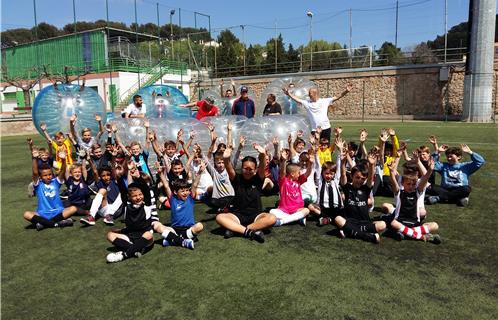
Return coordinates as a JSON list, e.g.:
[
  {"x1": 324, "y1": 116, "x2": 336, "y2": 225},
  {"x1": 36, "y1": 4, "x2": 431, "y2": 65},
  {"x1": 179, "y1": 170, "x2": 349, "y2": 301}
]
[
  {"x1": 58, "y1": 150, "x2": 68, "y2": 182},
  {"x1": 388, "y1": 161, "x2": 400, "y2": 194},
  {"x1": 227, "y1": 122, "x2": 233, "y2": 147},
  {"x1": 223, "y1": 145, "x2": 236, "y2": 180},
  {"x1": 332, "y1": 82, "x2": 352, "y2": 102},
  {"x1": 418, "y1": 157, "x2": 434, "y2": 193},
  {"x1": 39, "y1": 123, "x2": 53, "y2": 144},
  {"x1": 282, "y1": 87, "x2": 306, "y2": 105},
  {"x1": 143, "y1": 119, "x2": 151, "y2": 149},
  {"x1": 69, "y1": 114, "x2": 79, "y2": 142},
  {"x1": 366, "y1": 151, "x2": 377, "y2": 189},
  {"x1": 31, "y1": 148, "x2": 40, "y2": 183},
  {"x1": 254, "y1": 144, "x2": 267, "y2": 180},
  {"x1": 95, "y1": 114, "x2": 105, "y2": 140},
  {"x1": 279, "y1": 149, "x2": 288, "y2": 179}
]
